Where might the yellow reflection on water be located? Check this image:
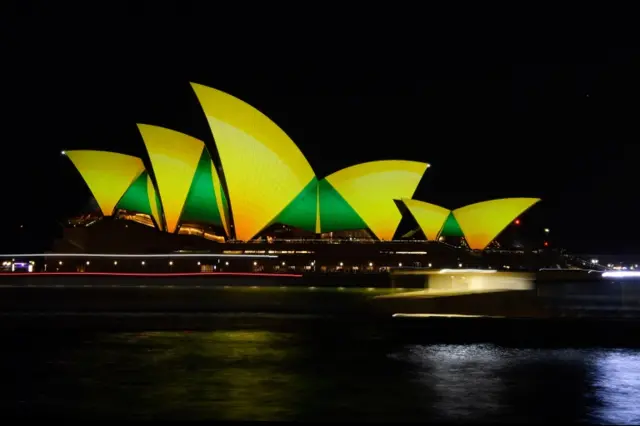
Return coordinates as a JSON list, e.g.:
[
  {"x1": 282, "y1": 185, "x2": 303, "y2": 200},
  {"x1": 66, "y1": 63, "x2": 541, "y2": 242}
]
[{"x1": 70, "y1": 331, "x2": 302, "y2": 420}]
